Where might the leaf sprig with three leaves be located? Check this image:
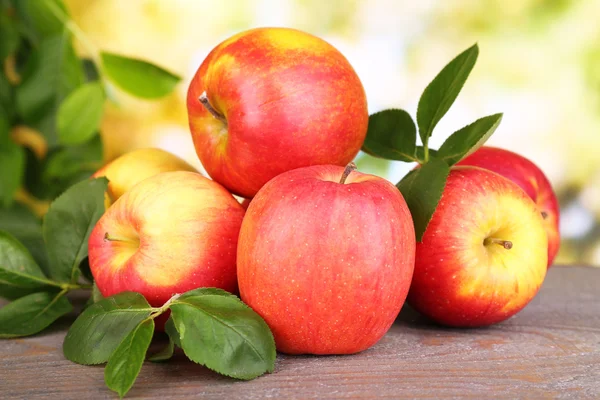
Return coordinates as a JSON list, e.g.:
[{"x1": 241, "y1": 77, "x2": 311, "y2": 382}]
[
  {"x1": 0, "y1": 177, "x2": 108, "y2": 337},
  {"x1": 63, "y1": 289, "x2": 276, "y2": 398},
  {"x1": 362, "y1": 44, "x2": 503, "y2": 241}
]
